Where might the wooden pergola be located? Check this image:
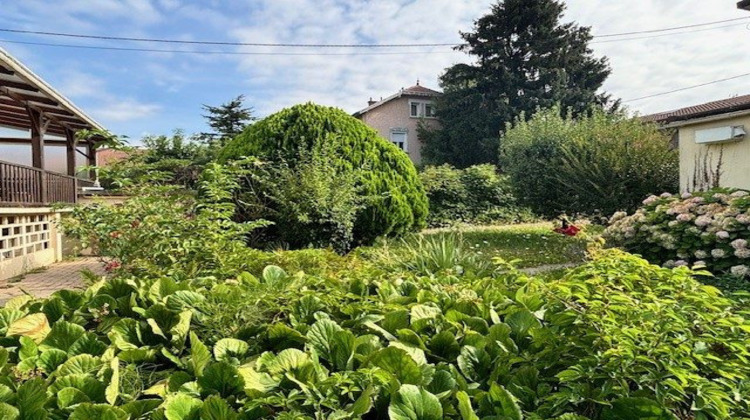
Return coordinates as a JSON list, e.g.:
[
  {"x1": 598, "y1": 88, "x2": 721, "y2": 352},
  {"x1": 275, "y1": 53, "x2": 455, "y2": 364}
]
[{"x1": 0, "y1": 46, "x2": 105, "y2": 205}]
